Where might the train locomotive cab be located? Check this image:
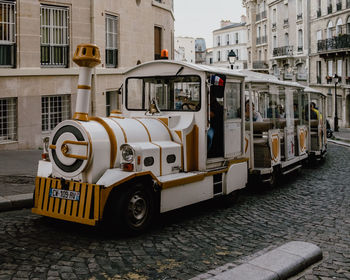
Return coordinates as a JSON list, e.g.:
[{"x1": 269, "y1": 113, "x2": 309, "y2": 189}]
[{"x1": 32, "y1": 48, "x2": 249, "y2": 234}]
